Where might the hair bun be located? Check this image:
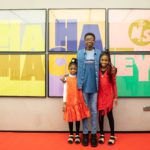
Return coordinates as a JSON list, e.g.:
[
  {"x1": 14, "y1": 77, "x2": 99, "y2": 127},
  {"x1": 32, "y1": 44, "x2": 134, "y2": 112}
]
[{"x1": 71, "y1": 58, "x2": 77, "y2": 63}]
